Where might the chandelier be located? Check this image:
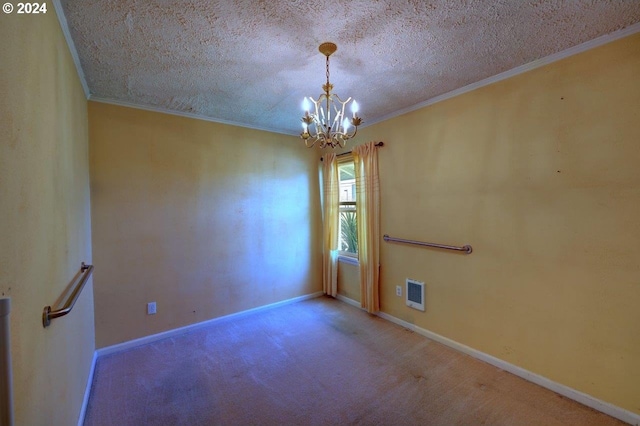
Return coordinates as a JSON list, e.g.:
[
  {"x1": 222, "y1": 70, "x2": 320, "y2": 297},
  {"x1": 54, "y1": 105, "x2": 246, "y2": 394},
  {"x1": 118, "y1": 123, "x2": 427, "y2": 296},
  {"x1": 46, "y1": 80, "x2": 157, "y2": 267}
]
[{"x1": 300, "y1": 42, "x2": 362, "y2": 149}]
